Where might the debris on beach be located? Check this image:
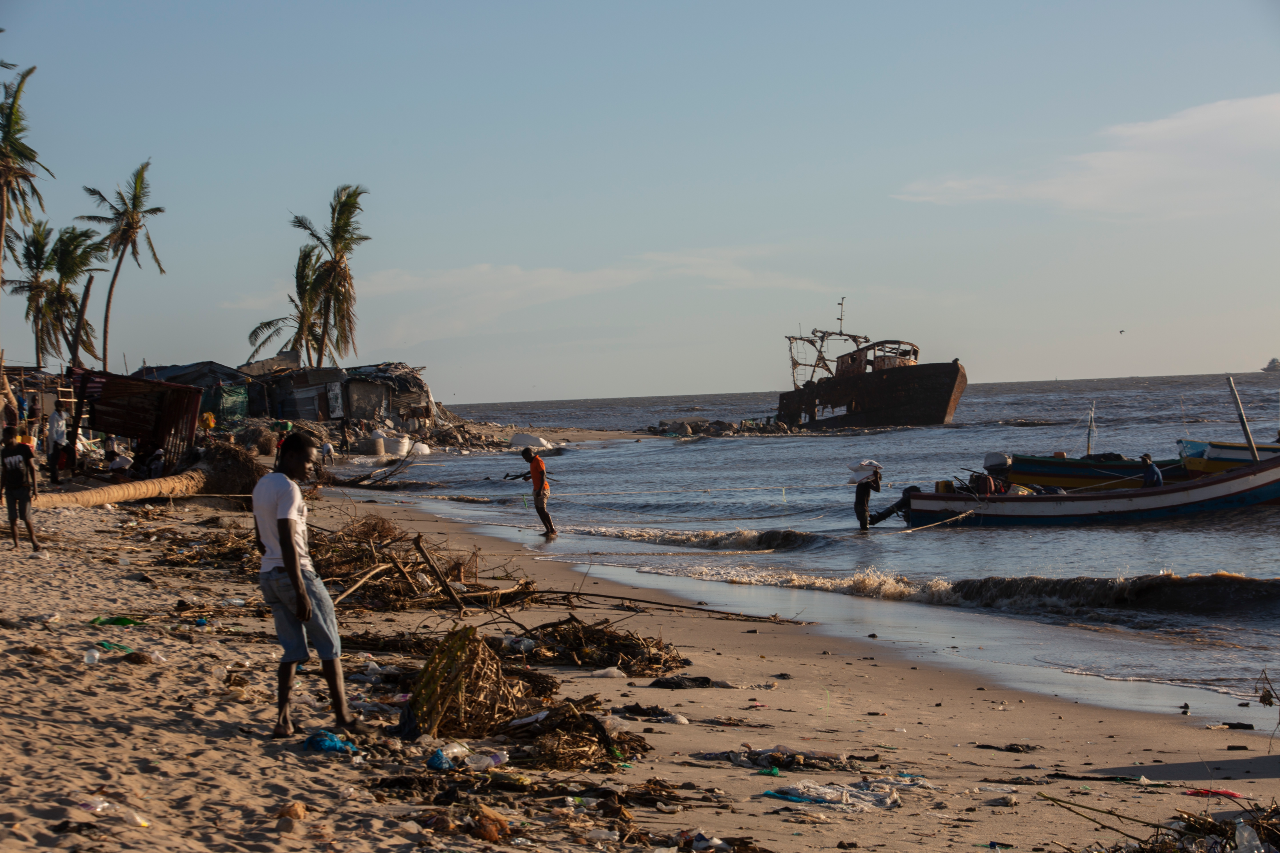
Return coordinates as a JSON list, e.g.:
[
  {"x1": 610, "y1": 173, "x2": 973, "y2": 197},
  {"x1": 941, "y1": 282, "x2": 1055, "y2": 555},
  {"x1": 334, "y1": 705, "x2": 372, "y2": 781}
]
[
  {"x1": 497, "y1": 614, "x2": 692, "y2": 677},
  {"x1": 1040, "y1": 791, "x2": 1280, "y2": 852}
]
